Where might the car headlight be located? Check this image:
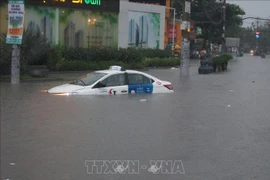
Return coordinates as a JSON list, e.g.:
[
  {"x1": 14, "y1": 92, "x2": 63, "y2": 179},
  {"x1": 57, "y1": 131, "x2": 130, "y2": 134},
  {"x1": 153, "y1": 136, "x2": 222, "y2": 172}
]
[
  {"x1": 53, "y1": 92, "x2": 78, "y2": 96},
  {"x1": 52, "y1": 93, "x2": 70, "y2": 96}
]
